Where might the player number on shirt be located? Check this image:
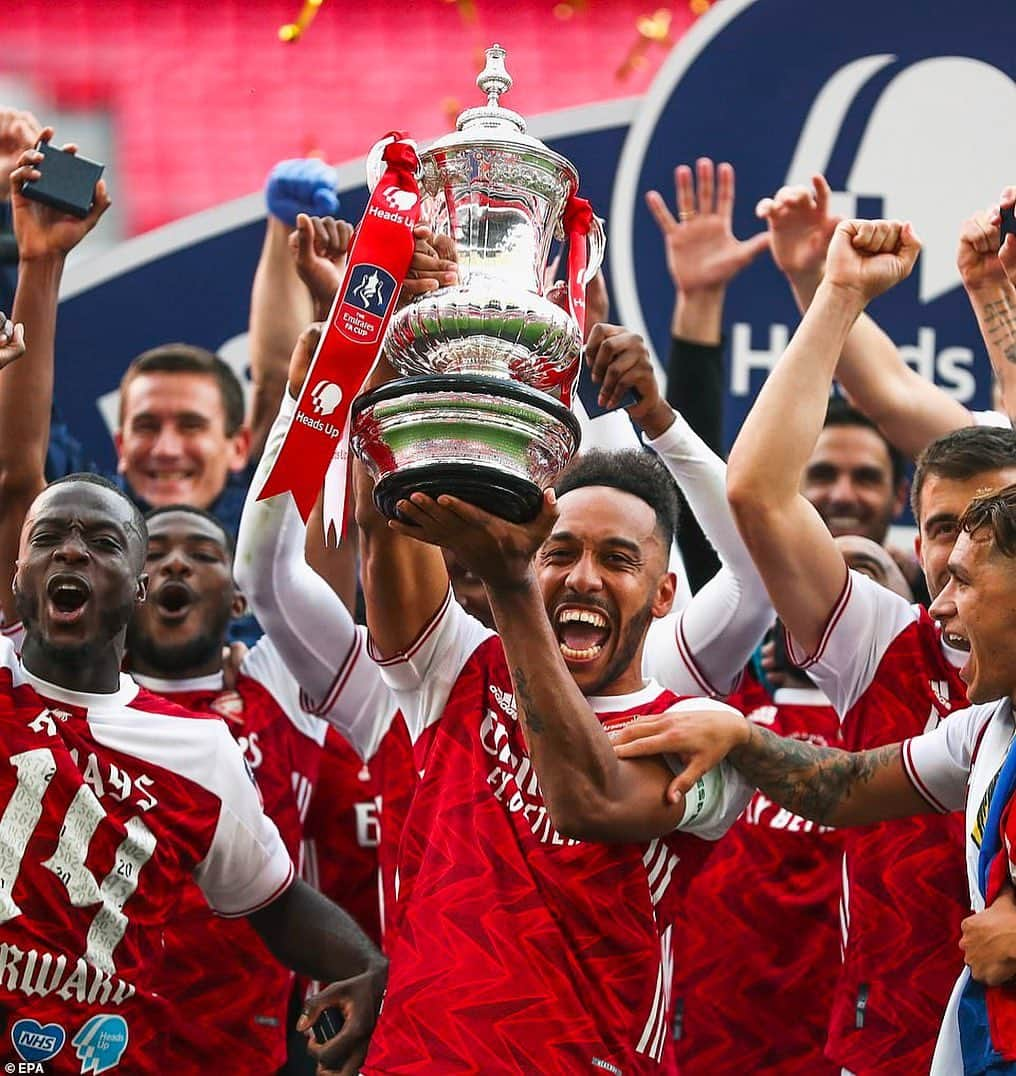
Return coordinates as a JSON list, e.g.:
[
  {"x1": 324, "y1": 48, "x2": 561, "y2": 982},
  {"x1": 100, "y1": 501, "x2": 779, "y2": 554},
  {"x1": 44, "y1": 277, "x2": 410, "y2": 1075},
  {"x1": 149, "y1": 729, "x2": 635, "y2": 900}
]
[{"x1": 0, "y1": 747, "x2": 157, "y2": 974}]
